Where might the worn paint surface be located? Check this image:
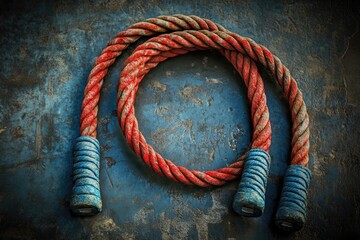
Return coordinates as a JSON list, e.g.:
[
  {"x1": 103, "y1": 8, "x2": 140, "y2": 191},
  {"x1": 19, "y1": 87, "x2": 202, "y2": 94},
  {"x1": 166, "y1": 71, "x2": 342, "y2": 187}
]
[{"x1": 0, "y1": 0, "x2": 359, "y2": 239}]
